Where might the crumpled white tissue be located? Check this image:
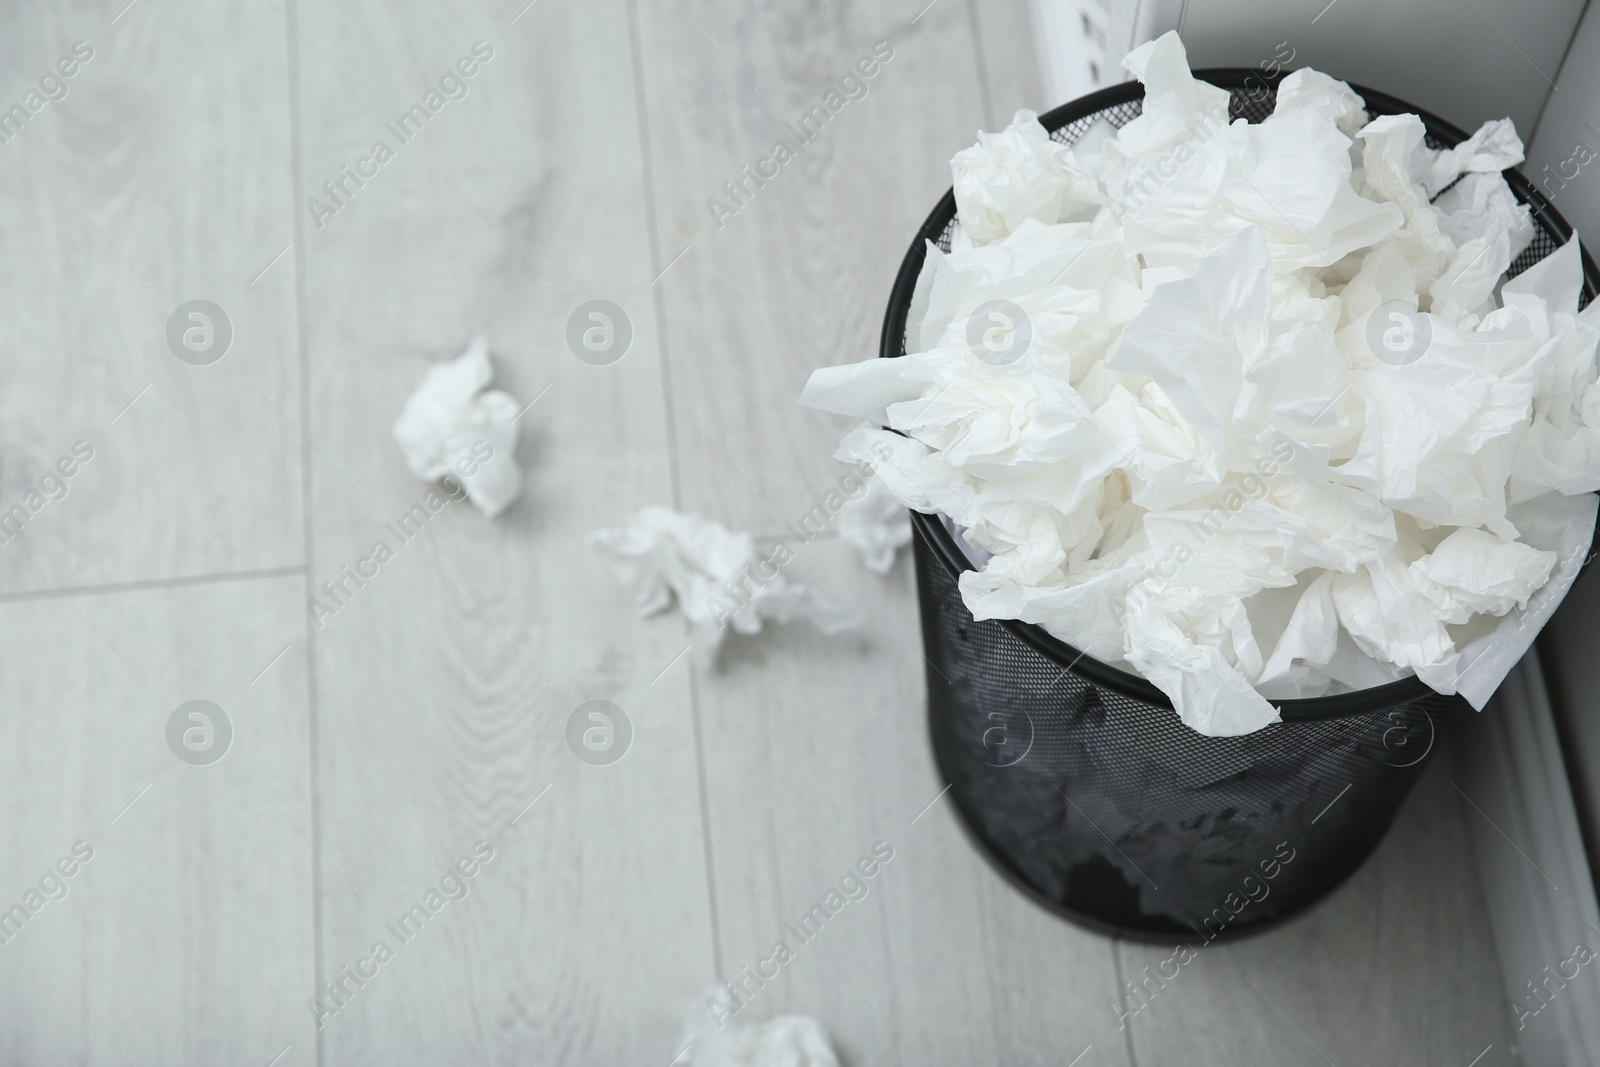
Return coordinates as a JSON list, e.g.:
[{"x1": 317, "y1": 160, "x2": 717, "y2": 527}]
[
  {"x1": 1271, "y1": 68, "x2": 1367, "y2": 139},
  {"x1": 1332, "y1": 548, "x2": 1462, "y2": 694},
  {"x1": 1118, "y1": 91, "x2": 1403, "y2": 274},
  {"x1": 1410, "y1": 527, "x2": 1556, "y2": 624},
  {"x1": 1256, "y1": 572, "x2": 1341, "y2": 699},
  {"x1": 586, "y1": 506, "x2": 859, "y2": 663},
  {"x1": 1423, "y1": 117, "x2": 1524, "y2": 197},
  {"x1": 673, "y1": 990, "x2": 840, "y2": 1067},
  {"x1": 1123, "y1": 581, "x2": 1279, "y2": 736},
  {"x1": 392, "y1": 336, "x2": 522, "y2": 517},
  {"x1": 837, "y1": 476, "x2": 911, "y2": 575},
  {"x1": 798, "y1": 30, "x2": 1600, "y2": 736},
  {"x1": 951, "y1": 109, "x2": 1101, "y2": 245},
  {"x1": 1454, "y1": 491, "x2": 1597, "y2": 707}
]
